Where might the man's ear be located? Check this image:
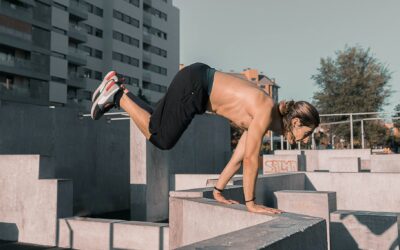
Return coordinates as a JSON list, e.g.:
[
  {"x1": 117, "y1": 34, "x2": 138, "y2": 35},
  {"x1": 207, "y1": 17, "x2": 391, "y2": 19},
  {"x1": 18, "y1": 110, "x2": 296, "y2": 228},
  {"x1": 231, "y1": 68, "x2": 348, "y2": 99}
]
[{"x1": 291, "y1": 117, "x2": 301, "y2": 127}]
